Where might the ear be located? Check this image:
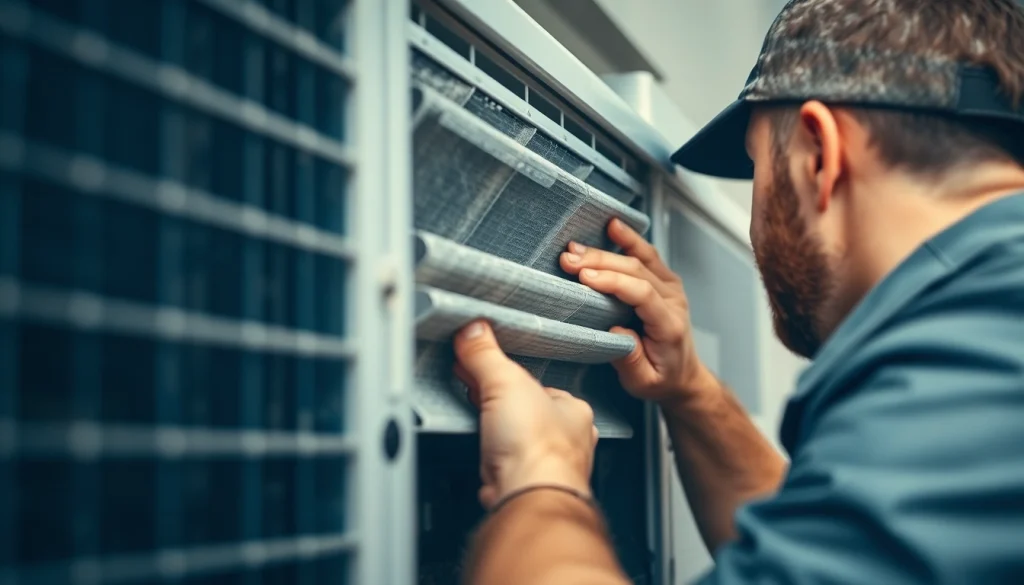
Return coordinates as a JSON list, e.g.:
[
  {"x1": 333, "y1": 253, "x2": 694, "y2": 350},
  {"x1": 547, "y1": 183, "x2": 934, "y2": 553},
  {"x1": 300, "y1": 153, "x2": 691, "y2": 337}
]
[{"x1": 797, "y1": 101, "x2": 843, "y2": 213}]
